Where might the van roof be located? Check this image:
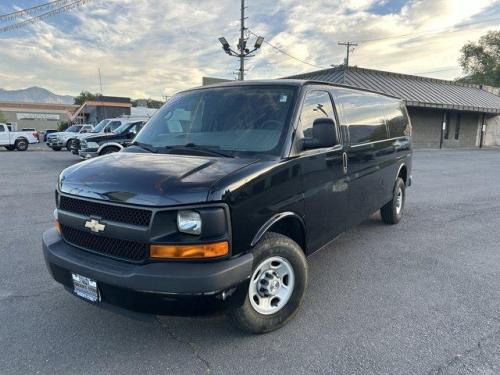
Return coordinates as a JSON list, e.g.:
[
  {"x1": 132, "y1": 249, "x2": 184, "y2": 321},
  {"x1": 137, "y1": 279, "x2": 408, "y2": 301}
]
[{"x1": 182, "y1": 79, "x2": 401, "y2": 100}]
